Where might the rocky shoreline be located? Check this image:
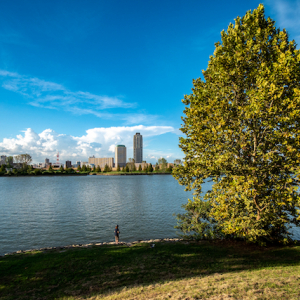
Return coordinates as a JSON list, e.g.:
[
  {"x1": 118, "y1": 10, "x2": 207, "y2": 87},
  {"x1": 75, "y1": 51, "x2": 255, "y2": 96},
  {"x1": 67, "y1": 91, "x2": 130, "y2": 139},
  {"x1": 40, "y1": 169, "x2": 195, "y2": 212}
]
[{"x1": 1, "y1": 238, "x2": 183, "y2": 257}]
